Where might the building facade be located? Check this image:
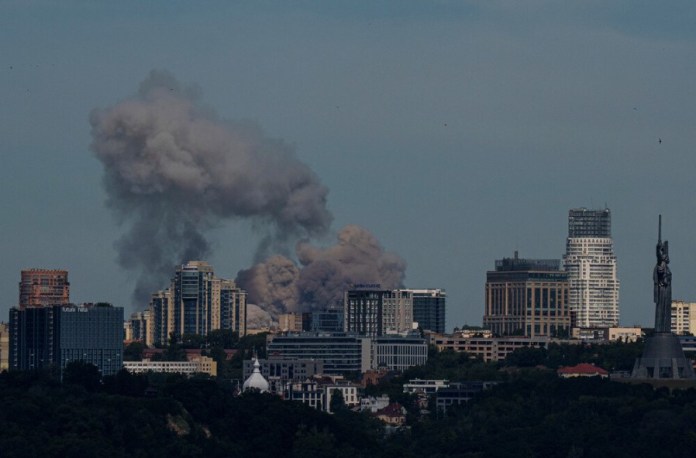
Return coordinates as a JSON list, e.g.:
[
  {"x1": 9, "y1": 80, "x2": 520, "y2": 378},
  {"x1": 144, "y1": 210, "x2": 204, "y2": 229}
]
[
  {"x1": 149, "y1": 261, "x2": 247, "y2": 345},
  {"x1": 267, "y1": 333, "x2": 372, "y2": 374},
  {"x1": 563, "y1": 208, "x2": 620, "y2": 328},
  {"x1": 123, "y1": 356, "x2": 217, "y2": 377},
  {"x1": 484, "y1": 253, "x2": 571, "y2": 338},
  {"x1": 9, "y1": 304, "x2": 124, "y2": 376},
  {"x1": 0, "y1": 323, "x2": 8, "y2": 371},
  {"x1": 344, "y1": 288, "x2": 413, "y2": 337},
  {"x1": 409, "y1": 289, "x2": 446, "y2": 334},
  {"x1": 672, "y1": 300, "x2": 696, "y2": 335},
  {"x1": 18, "y1": 269, "x2": 70, "y2": 309},
  {"x1": 266, "y1": 332, "x2": 427, "y2": 374},
  {"x1": 428, "y1": 333, "x2": 571, "y2": 362}
]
